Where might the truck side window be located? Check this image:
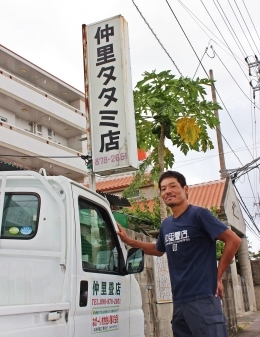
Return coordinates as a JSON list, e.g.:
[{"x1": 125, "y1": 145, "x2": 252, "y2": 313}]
[
  {"x1": 78, "y1": 197, "x2": 119, "y2": 273},
  {"x1": 1, "y1": 193, "x2": 40, "y2": 239}
]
